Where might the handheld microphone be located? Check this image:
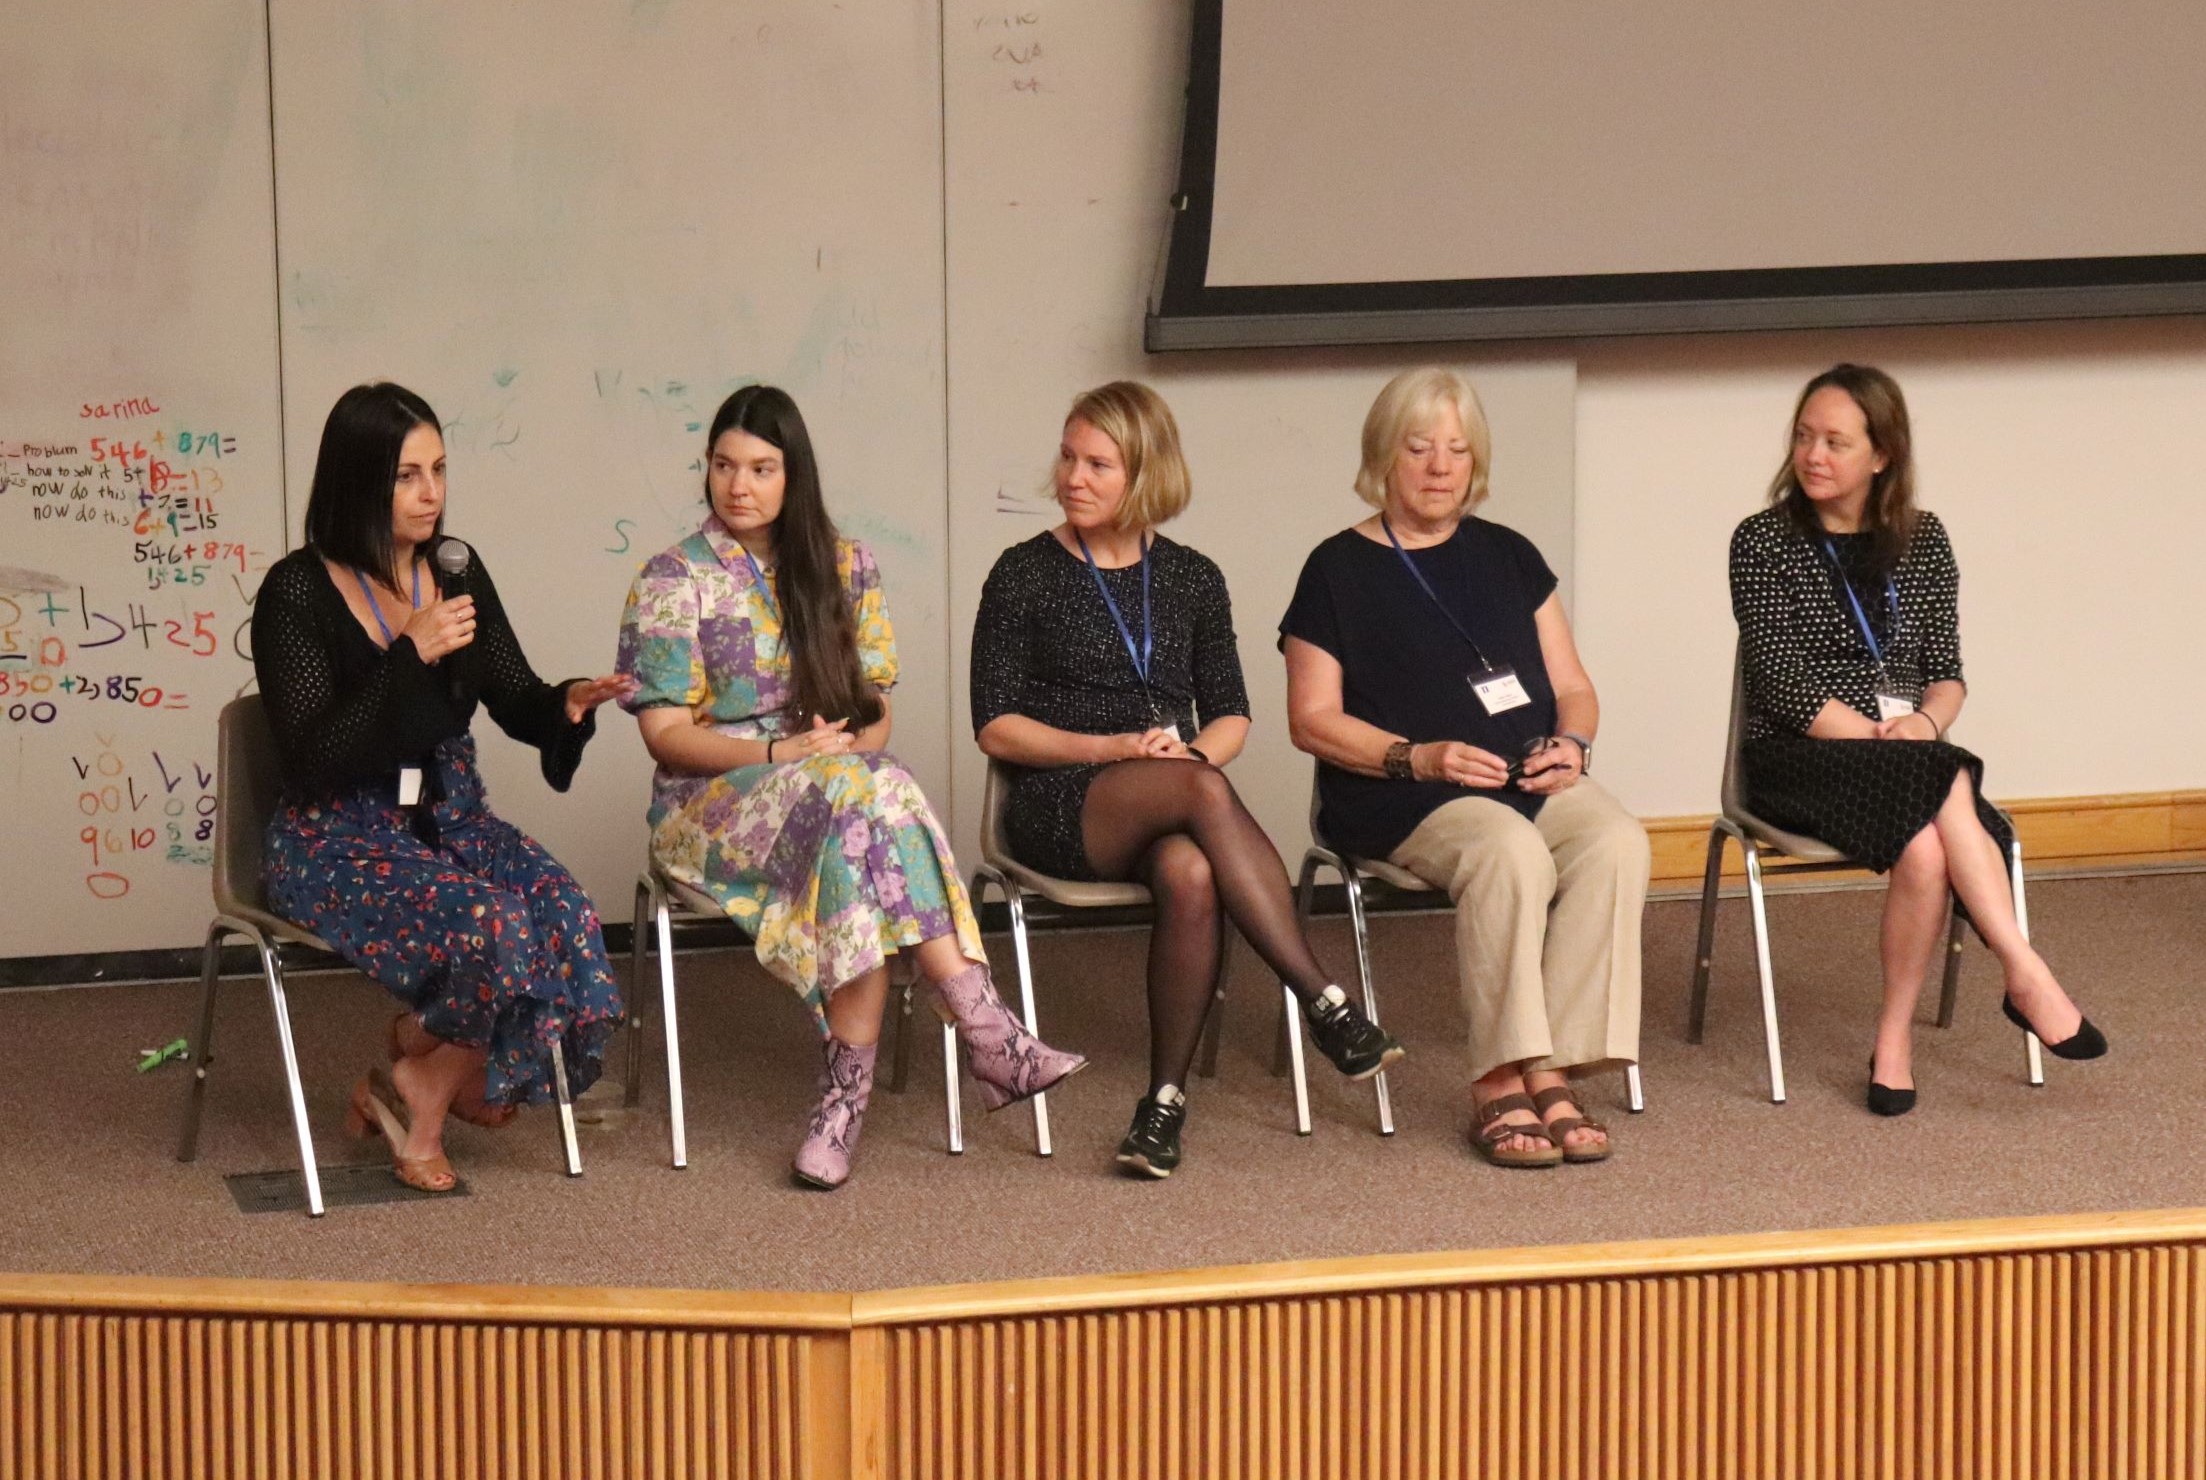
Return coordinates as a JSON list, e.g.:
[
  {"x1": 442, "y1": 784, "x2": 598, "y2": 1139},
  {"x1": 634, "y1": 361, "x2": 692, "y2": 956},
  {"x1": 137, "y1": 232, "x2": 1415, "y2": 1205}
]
[
  {"x1": 432, "y1": 537, "x2": 473, "y2": 704},
  {"x1": 433, "y1": 536, "x2": 471, "y2": 596}
]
